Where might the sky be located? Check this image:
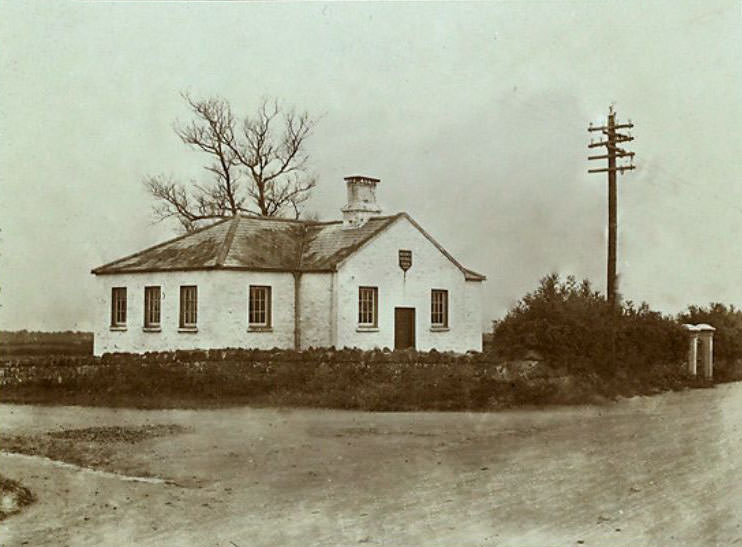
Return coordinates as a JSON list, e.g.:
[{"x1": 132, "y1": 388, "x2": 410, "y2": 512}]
[{"x1": 1, "y1": 0, "x2": 741, "y2": 332}]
